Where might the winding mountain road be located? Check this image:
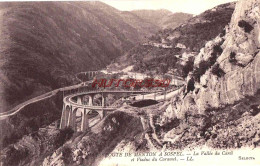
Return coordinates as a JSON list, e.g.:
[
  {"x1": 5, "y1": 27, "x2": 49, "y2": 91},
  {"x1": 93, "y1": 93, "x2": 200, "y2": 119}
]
[
  {"x1": 0, "y1": 82, "x2": 89, "y2": 120},
  {"x1": 0, "y1": 76, "x2": 185, "y2": 120}
]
